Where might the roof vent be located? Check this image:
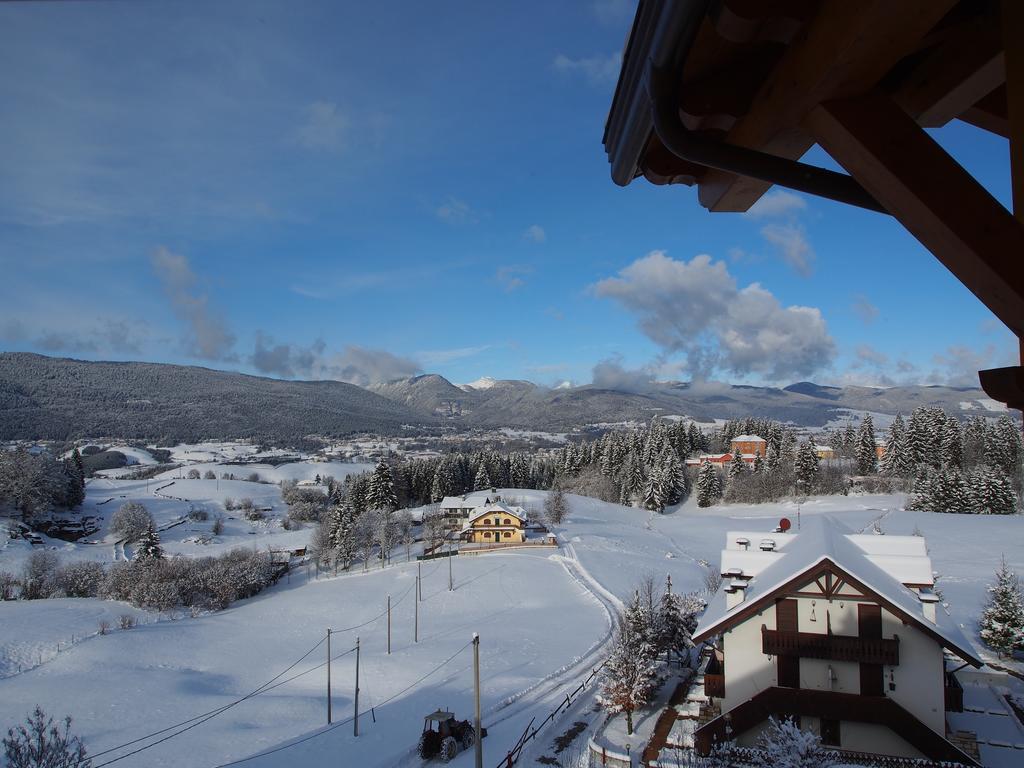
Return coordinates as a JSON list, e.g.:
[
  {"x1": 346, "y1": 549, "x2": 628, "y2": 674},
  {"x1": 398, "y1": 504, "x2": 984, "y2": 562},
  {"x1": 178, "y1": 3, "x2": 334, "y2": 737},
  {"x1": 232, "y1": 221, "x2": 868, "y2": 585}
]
[
  {"x1": 735, "y1": 537, "x2": 750, "y2": 550},
  {"x1": 759, "y1": 539, "x2": 776, "y2": 552},
  {"x1": 919, "y1": 590, "x2": 940, "y2": 624}
]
